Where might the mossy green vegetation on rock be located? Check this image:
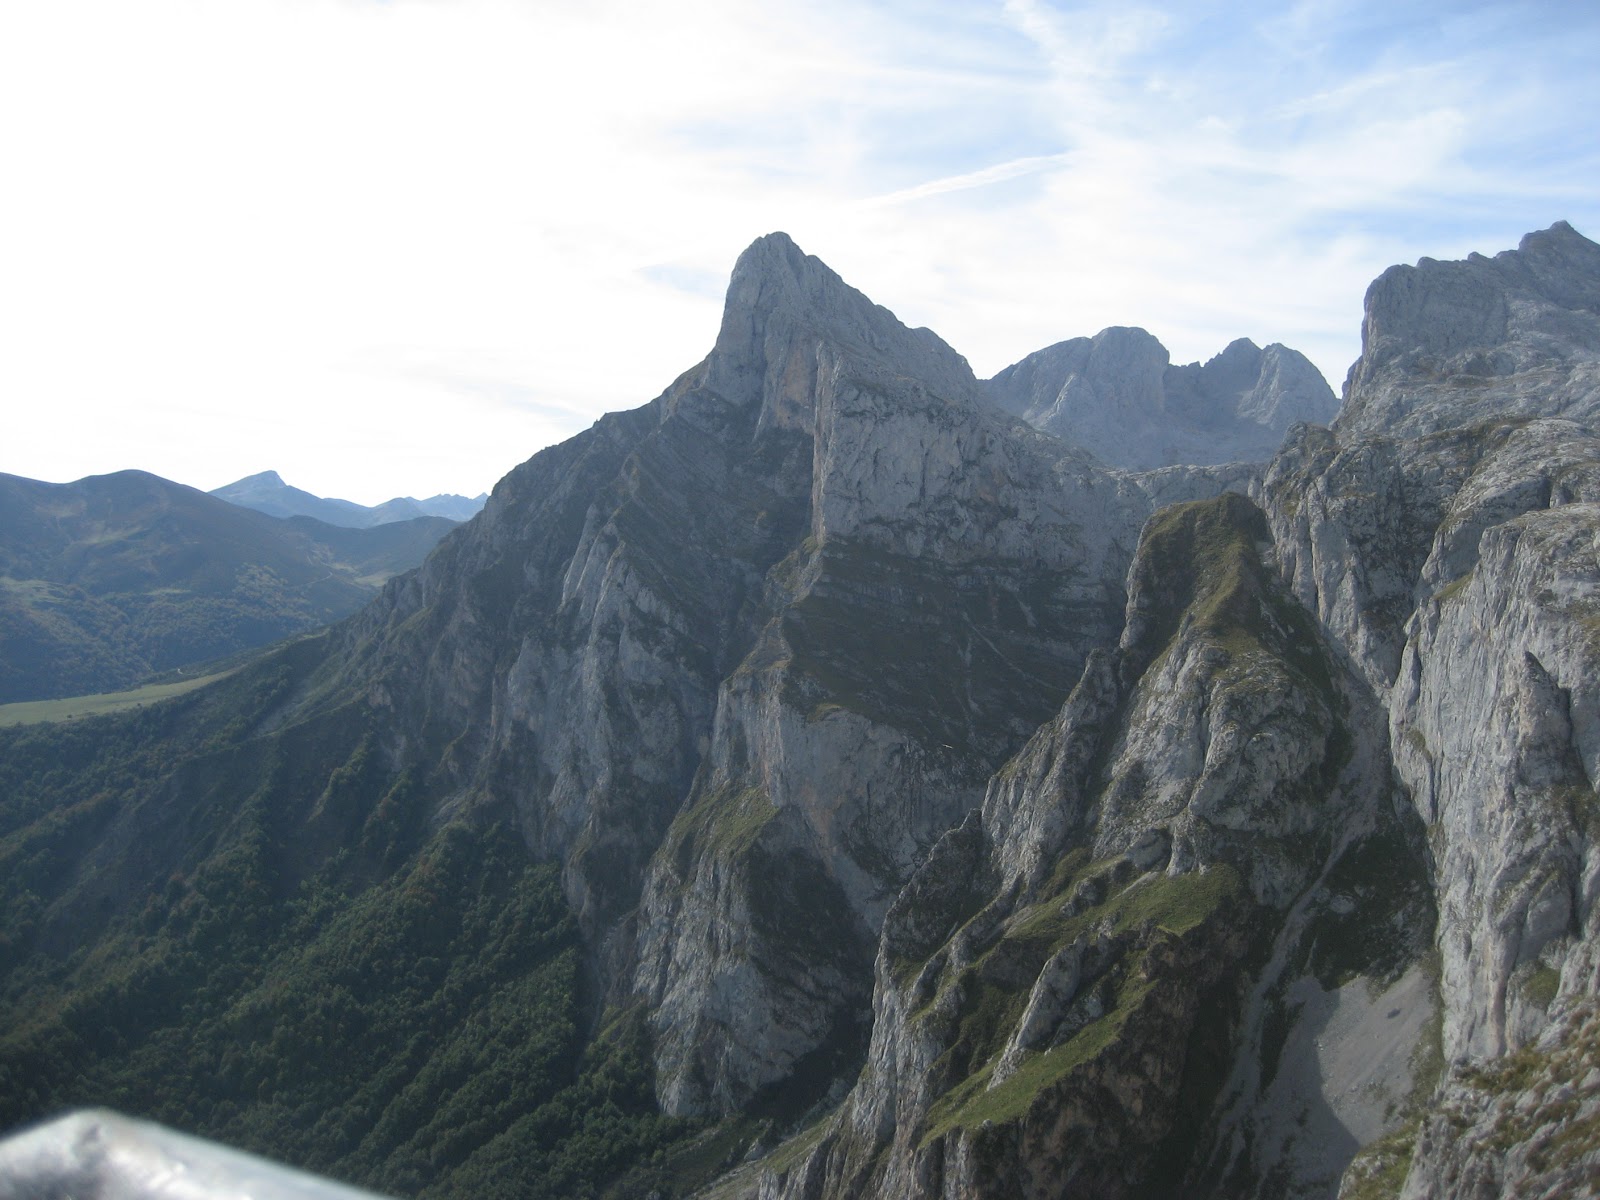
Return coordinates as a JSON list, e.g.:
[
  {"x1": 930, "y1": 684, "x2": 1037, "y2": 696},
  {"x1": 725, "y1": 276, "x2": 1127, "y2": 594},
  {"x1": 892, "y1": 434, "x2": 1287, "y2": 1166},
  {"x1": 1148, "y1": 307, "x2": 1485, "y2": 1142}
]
[
  {"x1": 918, "y1": 863, "x2": 1247, "y2": 1145},
  {"x1": 1338, "y1": 1118, "x2": 1422, "y2": 1200},
  {"x1": 1127, "y1": 493, "x2": 1337, "y2": 714},
  {"x1": 1409, "y1": 1003, "x2": 1600, "y2": 1195},
  {"x1": 663, "y1": 784, "x2": 779, "y2": 879},
  {"x1": 1520, "y1": 965, "x2": 1561, "y2": 1011},
  {"x1": 758, "y1": 485, "x2": 1371, "y2": 1198},
  {"x1": 8, "y1": 227, "x2": 1600, "y2": 1200},
  {"x1": 1299, "y1": 827, "x2": 1436, "y2": 991}
]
